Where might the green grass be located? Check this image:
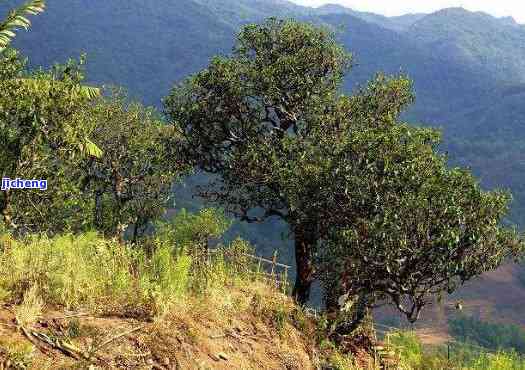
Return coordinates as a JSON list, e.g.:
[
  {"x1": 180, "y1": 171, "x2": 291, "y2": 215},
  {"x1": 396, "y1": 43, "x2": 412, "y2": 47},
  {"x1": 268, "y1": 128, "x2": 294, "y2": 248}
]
[
  {"x1": 449, "y1": 314, "x2": 525, "y2": 353},
  {"x1": 385, "y1": 330, "x2": 525, "y2": 369},
  {"x1": 0, "y1": 210, "x2": 259, "y2": 320}
]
